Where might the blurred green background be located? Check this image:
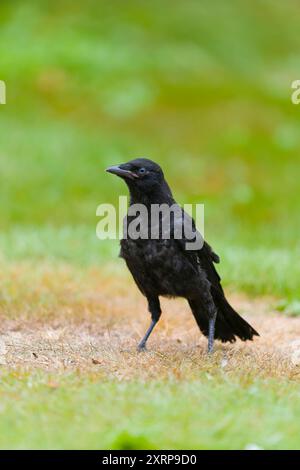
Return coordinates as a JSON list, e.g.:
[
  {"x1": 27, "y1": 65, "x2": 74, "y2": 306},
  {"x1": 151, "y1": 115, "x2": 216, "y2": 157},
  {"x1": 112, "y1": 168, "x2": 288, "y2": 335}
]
[{"x1": 1, "y1": 0, "x2": 300, "y2": 301}]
